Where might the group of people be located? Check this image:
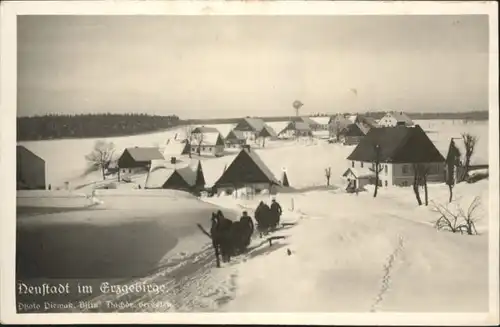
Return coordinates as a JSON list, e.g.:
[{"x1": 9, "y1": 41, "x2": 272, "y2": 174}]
[
  {"x1": 254, "y1": 198, "x2": 283, "y2": 235},
  {"x1": 208, "y1": 198, "x2": 283, "y2": 264}
]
